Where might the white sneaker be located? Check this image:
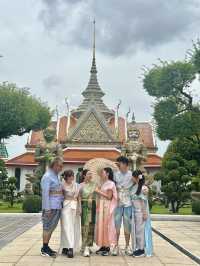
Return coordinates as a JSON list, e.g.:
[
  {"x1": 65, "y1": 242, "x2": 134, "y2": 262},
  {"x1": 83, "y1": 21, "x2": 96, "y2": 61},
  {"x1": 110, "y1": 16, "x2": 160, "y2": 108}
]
[
  {"x1": 89, "y1": 247, "x2": 93, "y2": 254},
  {"x1": 111, "y1": 245, "x2": 119, "y2": 256},
  {"x1": 83, "y1": 246, "x2": 90, "y2": 257},
  {"x1": 125, "y1": 246, "x2": 132, "y2": 256}
]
